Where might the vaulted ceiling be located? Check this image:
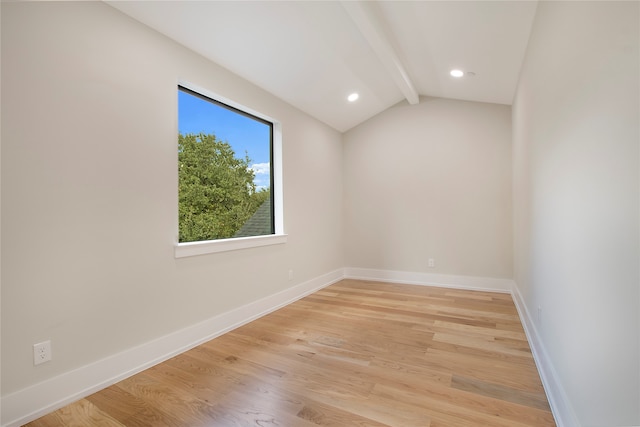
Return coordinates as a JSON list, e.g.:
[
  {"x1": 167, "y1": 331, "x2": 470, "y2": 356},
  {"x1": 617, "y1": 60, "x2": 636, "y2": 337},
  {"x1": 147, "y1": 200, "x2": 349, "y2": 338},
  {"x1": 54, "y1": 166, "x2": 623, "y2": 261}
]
[{"x1": 107, "y1": 1, "x2": 539, "y2": 132}]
